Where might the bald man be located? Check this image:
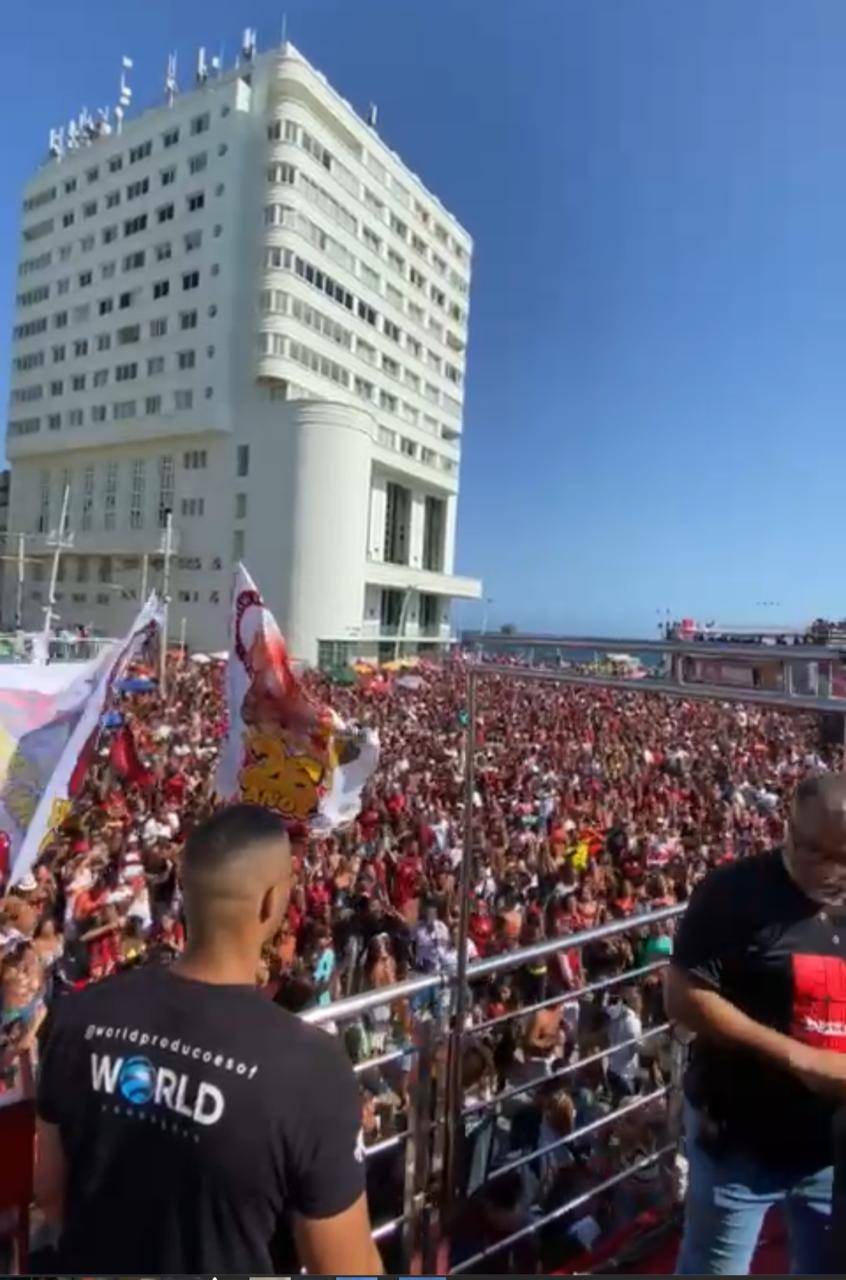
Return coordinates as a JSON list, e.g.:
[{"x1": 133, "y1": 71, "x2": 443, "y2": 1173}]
[
  {"x1": 668, "y1": 774, "x2": 846, "y2": 1275},
  {"x1": 34, "y1": 804, "x2": 381, "y2": 1275}
]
